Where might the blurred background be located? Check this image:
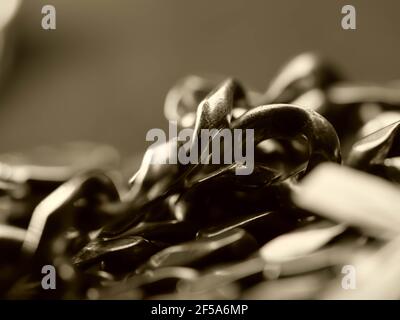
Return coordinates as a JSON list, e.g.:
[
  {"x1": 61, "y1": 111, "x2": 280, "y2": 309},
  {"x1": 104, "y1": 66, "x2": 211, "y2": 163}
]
[{"x1": 0, "y1": 0, "x2": 399, "y2": 157}]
